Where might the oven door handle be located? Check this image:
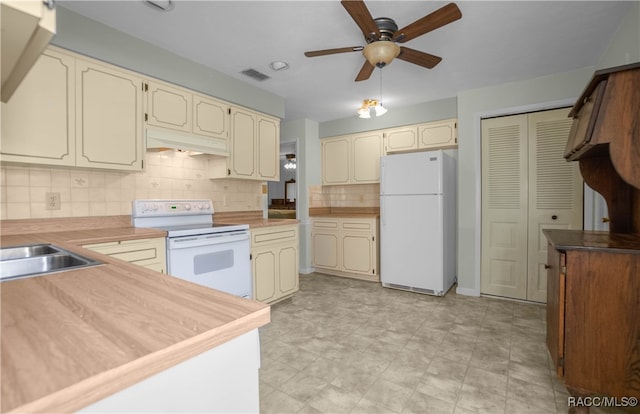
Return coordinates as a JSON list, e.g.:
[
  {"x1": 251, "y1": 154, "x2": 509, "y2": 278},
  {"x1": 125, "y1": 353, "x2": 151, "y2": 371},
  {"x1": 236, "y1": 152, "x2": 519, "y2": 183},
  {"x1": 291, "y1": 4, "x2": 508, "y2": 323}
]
[{"x1": 168, "y1": 232, "x2": 249, "y2": 249}]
